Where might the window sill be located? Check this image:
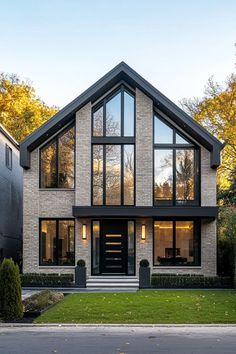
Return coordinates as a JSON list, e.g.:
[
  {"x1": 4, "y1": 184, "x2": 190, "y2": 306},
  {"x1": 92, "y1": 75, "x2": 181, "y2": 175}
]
[{"x1": 39, "y1": 189, "x2": 75, "y2": 191}]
